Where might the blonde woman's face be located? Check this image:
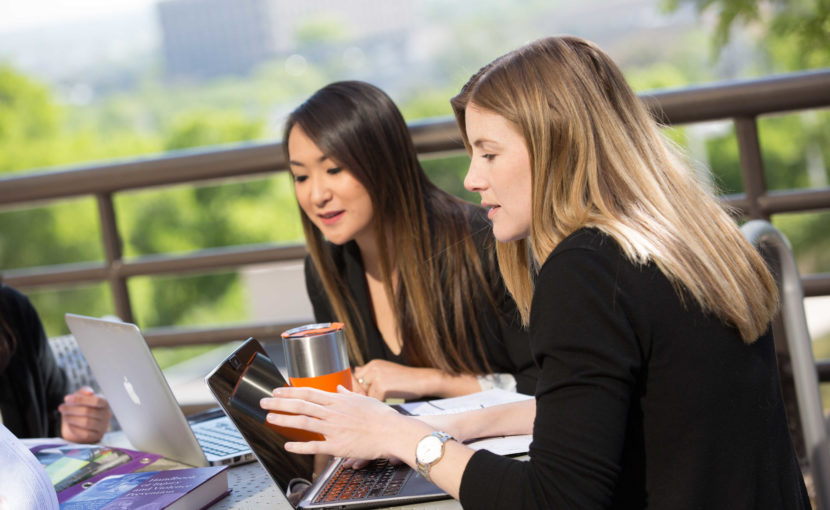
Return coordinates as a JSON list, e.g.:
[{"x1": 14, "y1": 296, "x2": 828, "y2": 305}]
[
  {"x1": 288, "y1": 125, "x2": 375, "y2": 247},
  {"x1": 463, "y1": 104, "x2": 532, "y2": 242}
]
